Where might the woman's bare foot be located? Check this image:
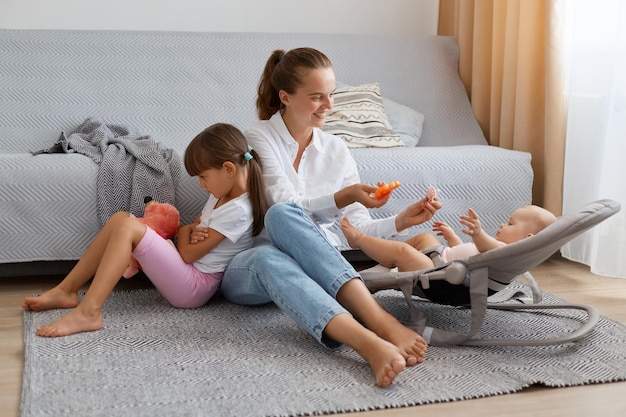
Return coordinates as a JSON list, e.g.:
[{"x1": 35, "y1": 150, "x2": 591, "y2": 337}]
[
  {"x1": 325, "y1": 313, "x2": 407, "y2": 388},
  {"x1": 23, "y1": 287, "x2": 79, "y2": 311},
  {"x1": 377, "y1": 318, "x2": 428, "y2": 366},
  {"x1": 36, "y1": 307, "x2": 103, "y2": 337},
  {"x1": 354, "y1": 333, "x2": 407, "y2": 388},
  {"x1": 341, "y1": 217, "x2": 364, "y2": 249}
]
